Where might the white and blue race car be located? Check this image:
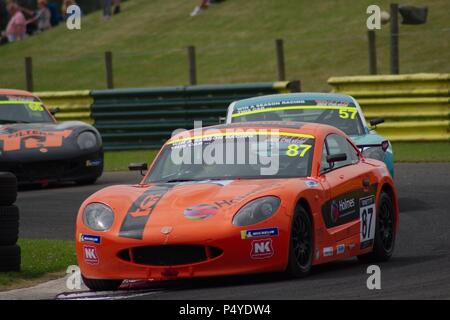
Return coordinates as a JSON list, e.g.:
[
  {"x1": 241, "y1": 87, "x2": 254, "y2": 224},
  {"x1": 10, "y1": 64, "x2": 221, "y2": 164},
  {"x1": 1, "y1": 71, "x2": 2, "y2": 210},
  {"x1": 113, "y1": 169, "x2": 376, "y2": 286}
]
[{"x1": 226, "y1": 93, "x2": 394, "y2": 177}]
